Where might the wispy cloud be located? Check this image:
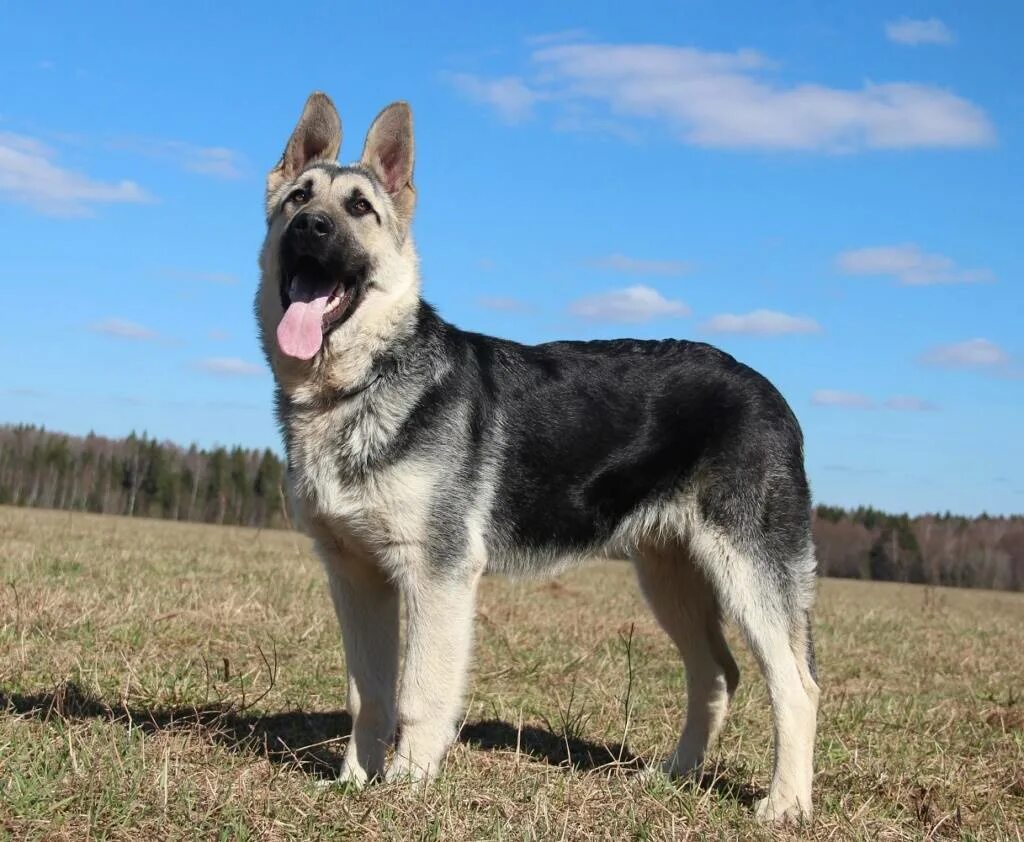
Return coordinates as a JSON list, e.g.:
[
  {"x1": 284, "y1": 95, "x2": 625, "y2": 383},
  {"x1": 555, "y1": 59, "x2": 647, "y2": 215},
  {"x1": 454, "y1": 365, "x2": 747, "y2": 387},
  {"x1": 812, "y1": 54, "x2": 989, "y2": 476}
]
[
  {"x1": 108, "y1": 394, "x2": 147, "y2": 407},
  {"x1": 884, "y1": 395, "x2": 939, "y2": 412},
  {"x1": 811, "y1": 389, "x2": 875, "y2": 409},
  {"x1": 823, "y1": 464, "x2": 886, "y2": 475},
  {"x1": 885, "y1": 18, "x2": 954, "y2": 46},
  {"x1": 88, "y1": 318, "x2": 161, "y2": 341},
  {"x1": 525, "y1": 29, "x2": 591, "y2": 46},
  {"x1": 0, "y1": 131, "x2": 151, "y2": 216},
  {"x1": 836, "y1": 244, "x2": 993, "y2": 286},
  {"x1": 701, "y1": 309, "x2": 822, "y2": 337},
  {"x1": 447, "y1": 38, "x2": 994, "y2": 152},
  {"x1": 110, "y1": 137, "x2": 245, "y2": 180},
  {"x1": 568, "y1": 285, "x2": 690, "y2": 323},
  {"x1": 586, "y1": 253, "x2": 693, "y2": 277},
  {"x1": 477, "y1": 296, "x2": 536, "y2": 314},
  {"x1": 814, "y1": 389, "x2": 941, "y2": 411},
  {"x1": 920, "y1": 338, "x2": 1010, "y2": 370},
  {"x1": 445, "y1": 73, "x2": 541, "y2": 124},
  {"x1": 208, "y1": 329, "x2": 230, "y2": 341},
  {"x1": 195, "y1": 357, "x2": 266, "y2": 377},
  {"x1": 159, "y1": 268, "x2": 240, "y2": 285}
]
